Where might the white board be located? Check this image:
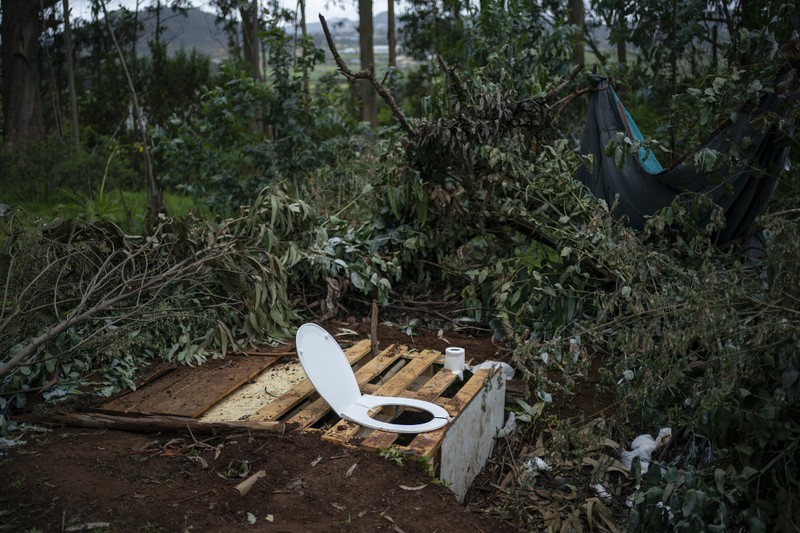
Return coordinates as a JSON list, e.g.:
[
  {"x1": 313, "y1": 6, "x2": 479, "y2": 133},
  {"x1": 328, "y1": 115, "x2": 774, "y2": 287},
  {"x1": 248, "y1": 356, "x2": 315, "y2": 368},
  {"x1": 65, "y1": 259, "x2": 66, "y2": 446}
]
[{"x1": 439, "y1": 370, "x2": 506, "y2": 503}]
